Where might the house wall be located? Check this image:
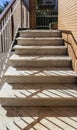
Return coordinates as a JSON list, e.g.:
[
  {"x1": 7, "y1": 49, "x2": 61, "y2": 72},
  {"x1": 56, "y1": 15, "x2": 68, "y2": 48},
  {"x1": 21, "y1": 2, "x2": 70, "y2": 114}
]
[{"x1": 58, "y1": 0, "x2": 77, "y2": 72}]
